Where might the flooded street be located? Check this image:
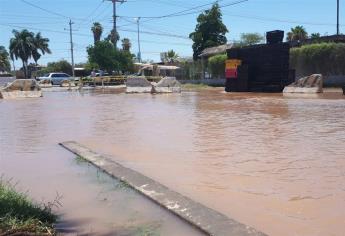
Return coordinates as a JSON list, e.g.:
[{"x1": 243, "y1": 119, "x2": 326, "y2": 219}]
[{"x1": 1, "y1": 88, "x2": 345, "y2": 235}]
